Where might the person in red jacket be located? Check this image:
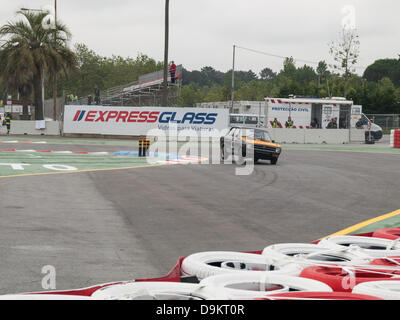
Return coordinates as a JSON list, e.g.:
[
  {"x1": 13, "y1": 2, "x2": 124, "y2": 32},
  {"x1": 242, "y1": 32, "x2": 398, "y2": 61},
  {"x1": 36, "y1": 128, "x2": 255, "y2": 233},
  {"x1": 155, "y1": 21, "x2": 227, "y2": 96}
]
[{"x1": 169, "y1": 61, "x2": 177, "y2": 84}]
